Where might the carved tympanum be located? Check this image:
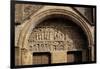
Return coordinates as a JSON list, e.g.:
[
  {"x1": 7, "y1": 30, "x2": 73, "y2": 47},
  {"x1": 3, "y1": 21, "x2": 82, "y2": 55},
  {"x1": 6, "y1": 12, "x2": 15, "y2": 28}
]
[{"x1": 28, "y1": 18, "x2": 87, "y2": 52}]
